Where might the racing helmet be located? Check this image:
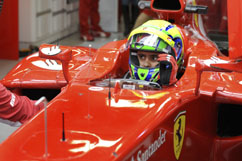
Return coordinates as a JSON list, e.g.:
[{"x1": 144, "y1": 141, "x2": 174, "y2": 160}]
[{"x1": 127, "y1": 20, "x2": 184, "y2": 86}]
